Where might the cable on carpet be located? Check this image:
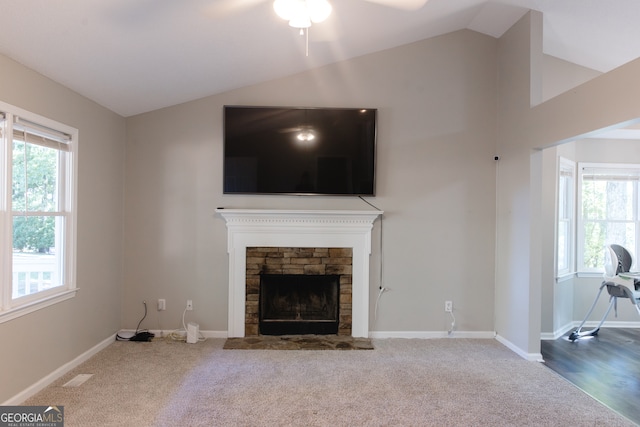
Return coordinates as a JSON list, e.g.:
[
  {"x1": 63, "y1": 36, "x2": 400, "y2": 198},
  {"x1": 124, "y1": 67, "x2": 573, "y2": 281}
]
[{"x1": 116, "y1": 301, "x2": 155, "y2": 342}]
